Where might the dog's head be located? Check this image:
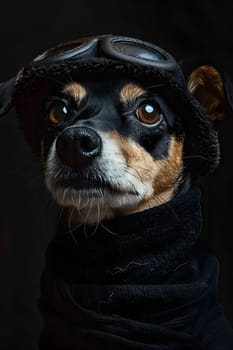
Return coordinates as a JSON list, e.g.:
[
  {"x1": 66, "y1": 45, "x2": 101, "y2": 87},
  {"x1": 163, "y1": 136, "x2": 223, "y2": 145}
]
[{"x1": 1, "y1": 36, "x2": 232, "y2": 224}]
